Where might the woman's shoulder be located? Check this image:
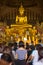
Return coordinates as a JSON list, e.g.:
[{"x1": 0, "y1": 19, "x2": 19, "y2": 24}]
[
  {"x1": 17, "y1": 48, "x2": 27, "y2": 51},
  {"x1": 16, "y1": 48, "x2": 27, "y2": 52},
  {"x1": 32, "y1": 50, "x2": 38, "y2": 54}
]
